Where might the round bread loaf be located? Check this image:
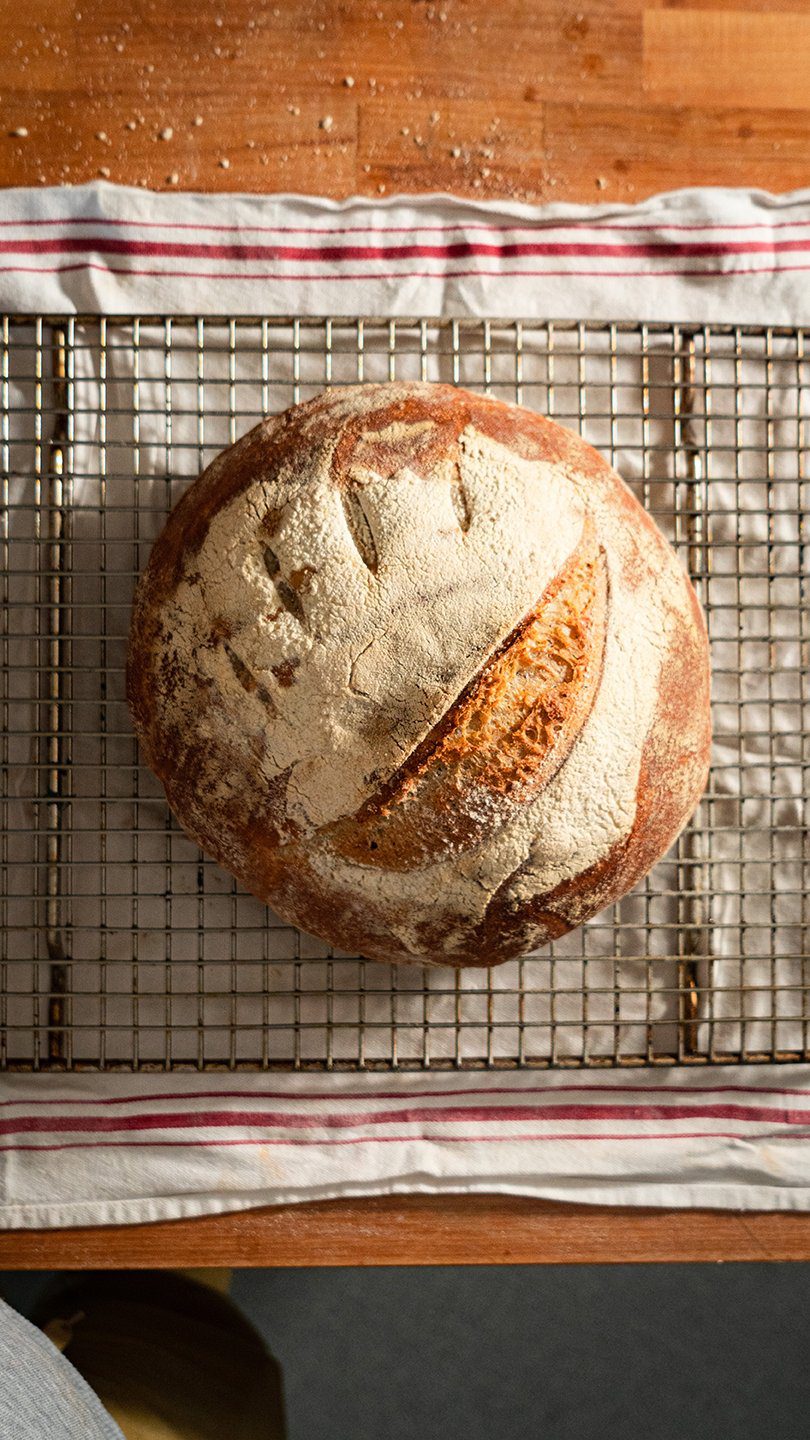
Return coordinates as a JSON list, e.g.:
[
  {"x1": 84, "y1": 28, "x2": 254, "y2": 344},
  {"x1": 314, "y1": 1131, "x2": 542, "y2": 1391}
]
[{"x1": 128, "y1": 382, "x2": 711, "y2": 968}]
